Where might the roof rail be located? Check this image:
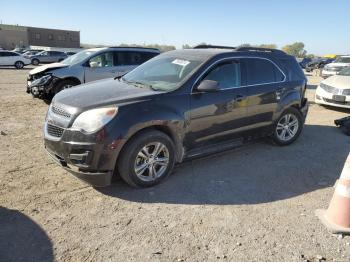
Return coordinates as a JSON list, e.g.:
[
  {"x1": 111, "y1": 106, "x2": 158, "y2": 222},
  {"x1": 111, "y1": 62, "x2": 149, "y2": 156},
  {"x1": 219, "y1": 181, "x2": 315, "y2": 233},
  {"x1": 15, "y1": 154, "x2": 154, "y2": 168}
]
[
  {"x1": 108, "y1": 46, "x2": 160, "y2": 51},
  {"x1": 193, "y1": 44, "x2": 236, "y2": 50},
  {"x1": 235, "y1": 47, "x2": 286, "y2": 55}
]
